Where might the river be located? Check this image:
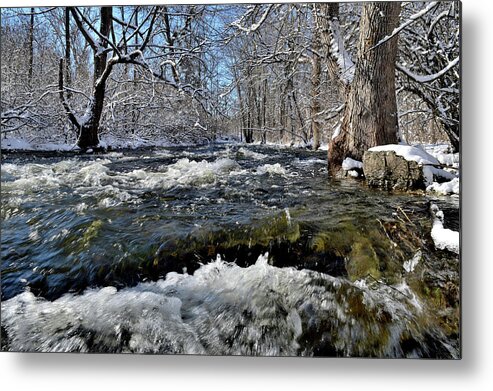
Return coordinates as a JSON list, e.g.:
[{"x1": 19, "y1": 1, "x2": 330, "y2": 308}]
[{"x1": 0, "y1": 144, "x2": 460, "y2": 357}]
